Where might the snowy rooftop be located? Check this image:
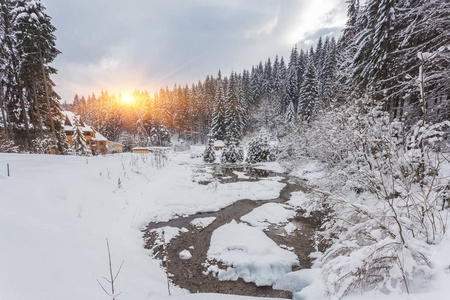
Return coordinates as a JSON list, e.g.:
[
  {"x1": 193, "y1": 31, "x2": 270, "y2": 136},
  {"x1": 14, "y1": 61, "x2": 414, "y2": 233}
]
[
  {"x1": 214, "y1": 140, "x2": 225, "y2": 147},
  {"x1": 92, "y1": 131, "x2": 108, "y2": 141},
  {"x1": 62, "y1": 111, "x2": 93, "y2": 132}
]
